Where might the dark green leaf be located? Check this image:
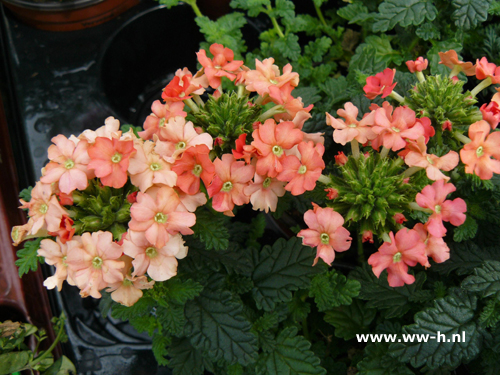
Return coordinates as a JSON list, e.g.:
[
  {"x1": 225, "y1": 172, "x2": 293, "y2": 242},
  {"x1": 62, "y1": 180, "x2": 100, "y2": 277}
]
[
  {"x1": 320, "y1": 76, "x2": 350, "y2": 106},
  {"x1": 185, "y1": 288, "x2": 258, "y2": 365},
  {"x1": 304, "y1": 37, "x2": 332, "y2": 63},
  {"x1": 388, "y1": 289, "x2": 486, "y2": 369},
  {"x1": 15, "y1": 238, "x2": 43, "y2": 277},
  {"x1": 195, "y1": 14, "x2": 247, "y2": 57},
  {"x1": 452, "y1": 0, "x2": 492, "y2": 30},
  {"x1": 0, "y1": 351, "x2": 30, "y2": 375},
  {"x1": 373, "y1": 0, "x2": 438, "y2": 32},
  {"x1": 287, "y1": 292, "x2": 311, "y2": 322},
  {"x1": 192, "y1": 208, "x2": 230, "y2": 251},
  {"x1": 157, "y1": 303, "x2": 186, "y2": 336},
  {"x1": 19, "y1": 186, "x2": 33, "y2": 204},
  {"x1": 162, "y1": 278, "x2": 204, "y2": 305},
  {"x1": 479, "y1": 298, "x2": 500, "y2": 328},
  {"x1": 152, "y1": 334, "x2": 170, "y2": 366},
  {"x1": 230, "y1": 0, "x2": 269, "y2": 17},
  {"x1": 168, "y1": 337, "x2": 206, "y2": 375},
  {"x1": 350, "y1": 35, "x2": 403, "y2": 74},
  {"x1": 490, "y1": 1, "x2": 500, "y2": 15},
  {"x1": 246, "y1": 214, "x2": 267, "y2": 249},
  {"x1": 292, "y1": 87, "x2": 321, "y2": 107},
  {"x1": 357, "y1": 343, "x2": 414, "y2": 375},
  {"x1": 42, "y1": 355, "x2": 76, "y2": 375},
  {"x1": 462, "y1": 260, "x2": 500, "y2": 297},
  {"x1": 337, "y1": 3, "x2": 369, "y2": 22},
  {"x1": 271, "y1": 0, "x2": 295, "y2": 22},
  {"x1": 324, "y1": 299, "x2": 376, "y2": 340},
  {"x1": 274, "y1": 33, "x2": 301, "y2": 61},
  {"x1": 251, "y1": 237, "x2": 325, "y2": 311},
  {"x1": 309, "y1": 270, "x2": 360, "y2": 312},
  {"x1": 255, "y1": 327, "x2": 326, "y2": 375},
  {"x1": 454, "y1": 215, "x2": 478, "y2": 242},
  {"x1": 416, "y1": 22, "x2": 441, "y2": 41},
  {"x1": 111, "y1": 296, "x2": 156, "y2": 320}
]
